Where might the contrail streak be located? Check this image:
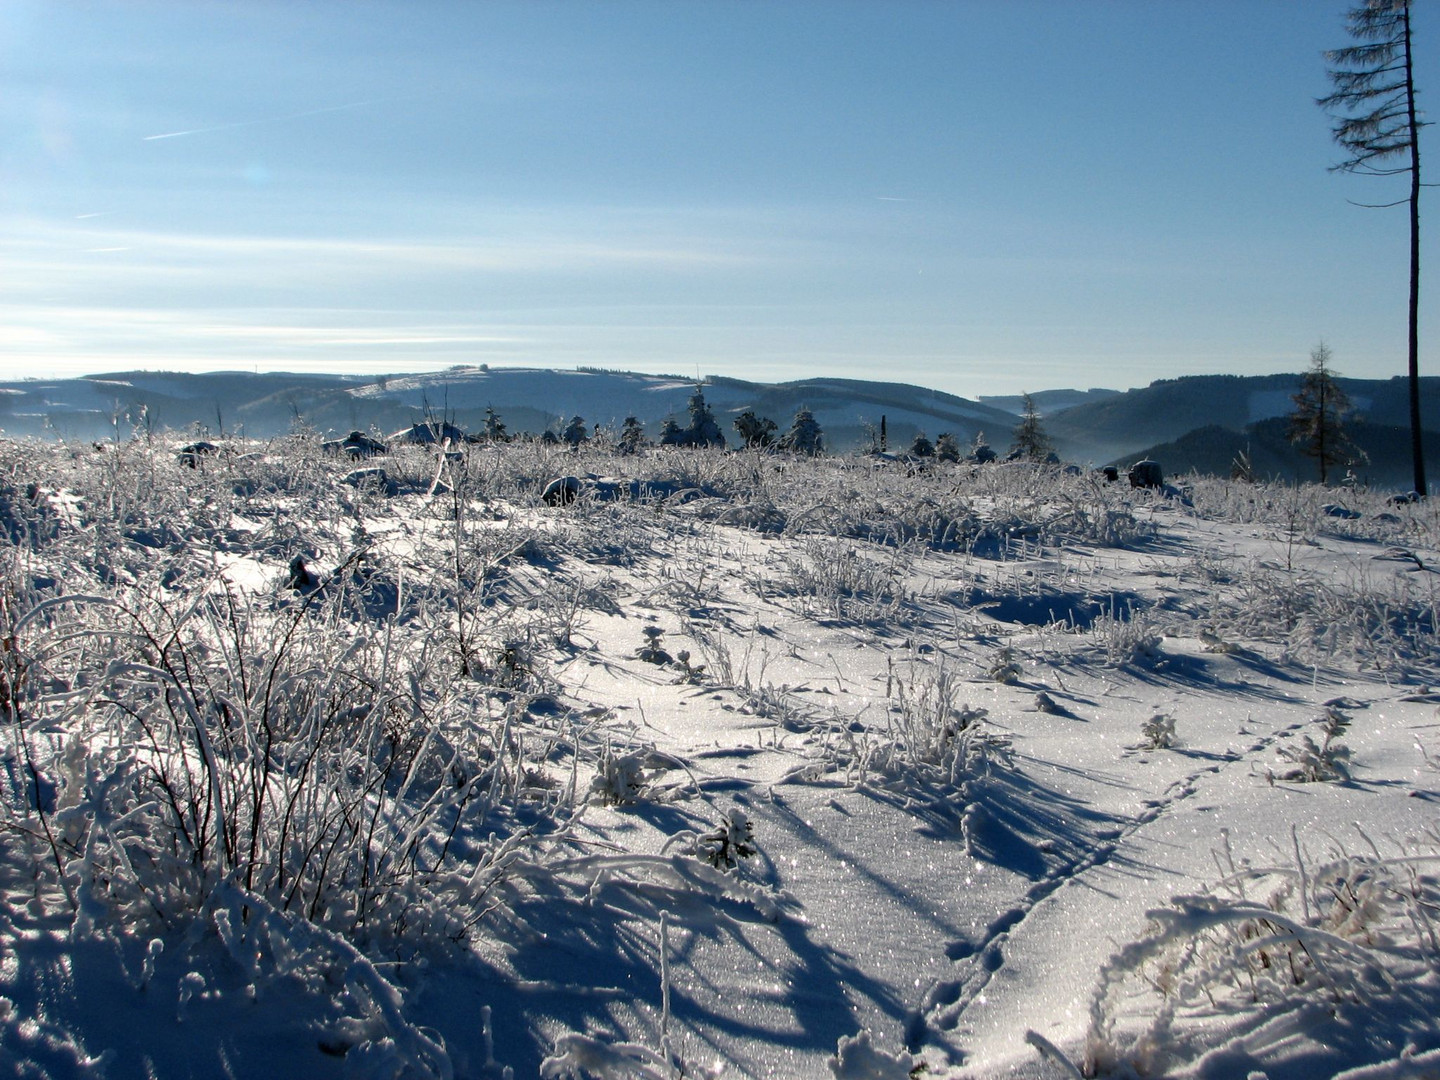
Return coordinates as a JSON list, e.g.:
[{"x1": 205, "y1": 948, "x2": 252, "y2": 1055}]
[{"x1": 144, "y1": 100, "x2": 377, "y2": 141}]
